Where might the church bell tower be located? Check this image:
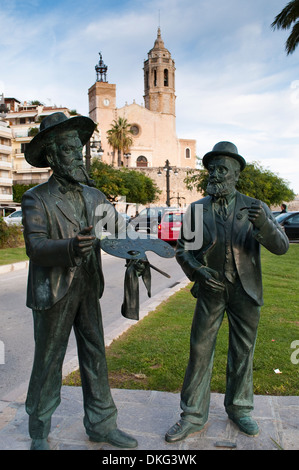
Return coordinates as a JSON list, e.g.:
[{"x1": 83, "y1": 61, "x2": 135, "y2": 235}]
[
  {"x1": 143, "y1": 28, "x2": 176, "y2": 116},
  {"x1": 88, "y1": 52, "x2": 116, "y2": 125}
]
